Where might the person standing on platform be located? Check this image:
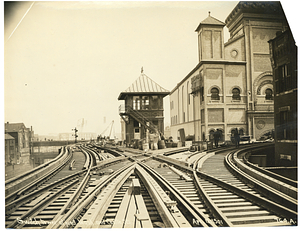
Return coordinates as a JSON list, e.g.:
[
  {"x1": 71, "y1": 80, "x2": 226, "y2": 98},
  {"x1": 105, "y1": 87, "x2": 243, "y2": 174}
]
[
  {"x1": 234, "y1": 128, "x2": 240, "y2": 148},
  {"x1": 209, "y1": 132, "x2": 214, "y2": 150},
  {"x1": 214, "y1": 129, "x2": 221, "y2": 148}
]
